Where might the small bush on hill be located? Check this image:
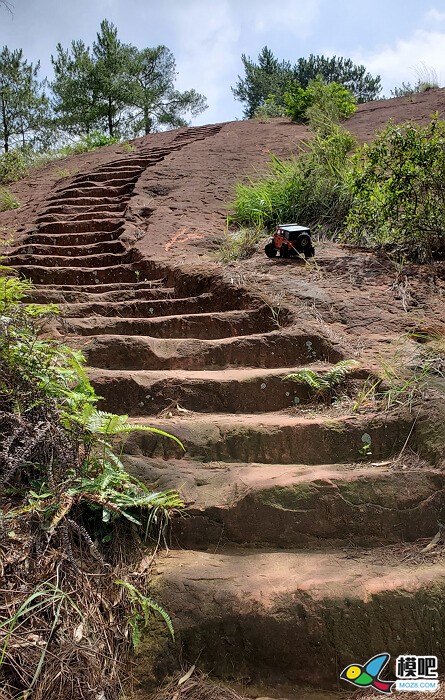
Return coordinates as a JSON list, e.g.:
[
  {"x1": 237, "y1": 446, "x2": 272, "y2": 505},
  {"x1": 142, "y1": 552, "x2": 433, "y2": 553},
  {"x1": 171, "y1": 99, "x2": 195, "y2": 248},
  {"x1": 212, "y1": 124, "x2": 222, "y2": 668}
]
[
  {"x1": 254, "y1": 94, "x2": 287, "y2": 120},
  {"x1": 284, "y1": 76, "x2": 356, "y2": 123},
  {"x1": 343, "y1": 115, "x2": 445, "y2": 261},
  {"x1": 0, "y1": 271, "x2": 183, "y2": 699},
  {"x1": 231, "y1": 117, "x2": 356, "y2": 234},
  {"x1": 57, "y1": 130, "x2": 120, "y2": 157},
  {"x1": 0, "y1": 188, "x2": 20, "y2": 211},
  {"x1": 0, "y1": 150, "x2": 29, "y2": 184},
  {"x1": 217, "y1": 226, "x2": 267, "y2": 262}
]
